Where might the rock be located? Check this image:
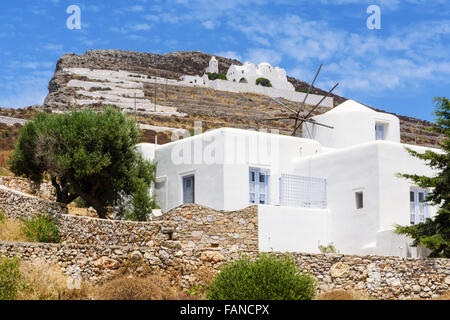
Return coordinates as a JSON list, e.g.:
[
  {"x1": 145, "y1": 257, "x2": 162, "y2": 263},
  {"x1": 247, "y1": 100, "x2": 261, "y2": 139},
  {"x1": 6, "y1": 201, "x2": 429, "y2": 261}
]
[
  {"x1": 130, "y1": 251, "x2": 143, "y2": 262},
  {"x1": 94, "y1": 257, "x2": 120, "y2": 269},
  {"x1": 158, "y1": 250, "x2": 170, "y2": 261},
  {"x1": 200, "y1": 251, "x2": 224, "y2": 264},
  {"x1": 445, "y1": 276, "x2": 450, "y2": 285},
  {"x1": 330, "y1": 262, "x2": 350, "y2": 278},
  {"x1": 413, "y1": 285, "x2": 421, "y2": 293}
]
